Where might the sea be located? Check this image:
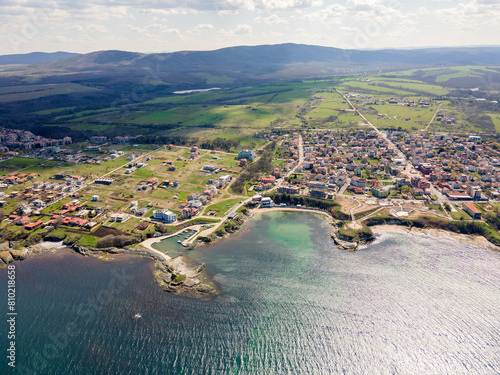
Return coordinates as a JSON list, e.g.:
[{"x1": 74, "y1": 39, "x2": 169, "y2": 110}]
[{"x1": 1, "y1": 211, "x2": 499, "y2": 375}]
